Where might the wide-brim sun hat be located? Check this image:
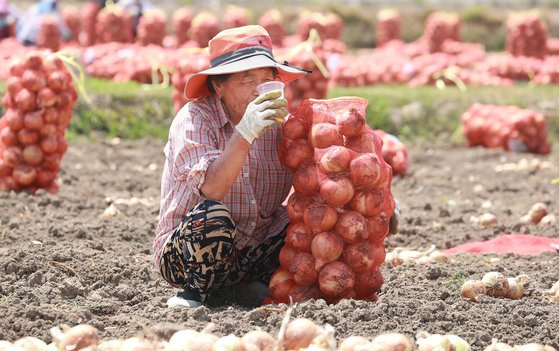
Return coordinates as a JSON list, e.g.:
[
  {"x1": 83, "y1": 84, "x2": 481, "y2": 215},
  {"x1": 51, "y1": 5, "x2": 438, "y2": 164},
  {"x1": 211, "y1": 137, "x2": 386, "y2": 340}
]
[{"x1": 184, "y1": 25, "x2": 308, "y2": 99}]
